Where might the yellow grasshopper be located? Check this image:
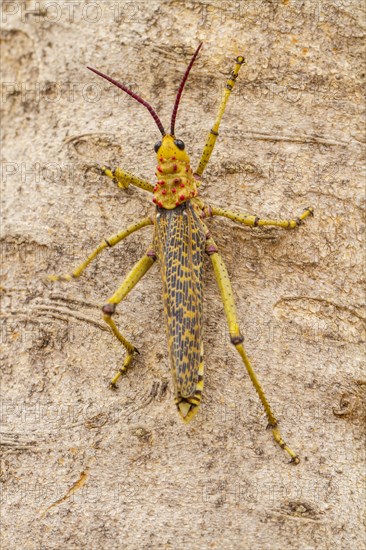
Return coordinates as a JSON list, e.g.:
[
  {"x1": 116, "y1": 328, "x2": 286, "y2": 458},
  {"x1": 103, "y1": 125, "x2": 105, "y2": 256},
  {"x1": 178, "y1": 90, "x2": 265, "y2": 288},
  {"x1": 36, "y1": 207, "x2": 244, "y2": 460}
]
[{"x1": 50, "y1": 44, "x2": 313, "y2": 463}]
